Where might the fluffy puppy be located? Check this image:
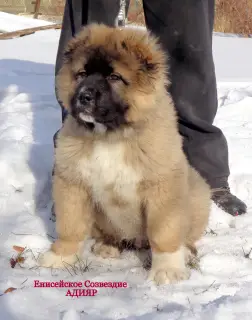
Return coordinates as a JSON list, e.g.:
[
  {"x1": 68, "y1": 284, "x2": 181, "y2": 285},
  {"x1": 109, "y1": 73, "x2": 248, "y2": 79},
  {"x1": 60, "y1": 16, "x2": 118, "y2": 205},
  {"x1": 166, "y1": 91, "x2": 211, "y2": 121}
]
[{"x1": 38, "y1": 23, "x2": 211, "y2": 285}]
